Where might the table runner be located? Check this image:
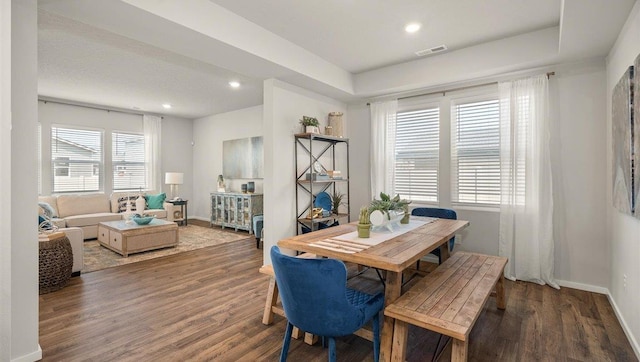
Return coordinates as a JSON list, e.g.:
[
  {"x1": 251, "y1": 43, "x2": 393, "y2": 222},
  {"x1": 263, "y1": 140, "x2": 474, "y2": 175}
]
[{"x1": 309, "y1": 217, "x2": 436, "y2": 253}]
